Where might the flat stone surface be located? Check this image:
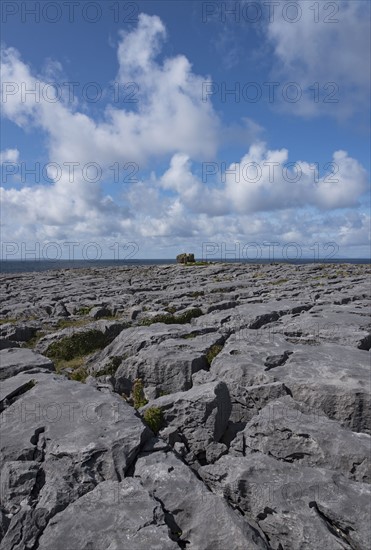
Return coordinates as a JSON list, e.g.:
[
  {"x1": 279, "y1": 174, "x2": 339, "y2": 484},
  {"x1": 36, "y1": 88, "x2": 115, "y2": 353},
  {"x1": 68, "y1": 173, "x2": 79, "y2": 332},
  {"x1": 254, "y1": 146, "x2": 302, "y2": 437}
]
[
  {"x1": 230, "y1": 395, "x2": 371, "y2": 482},
  {"x1": 200, "y1": 453, "x2": 371, "y2": 550},
  {"x1": 37, "y1": 479, "x2": 178, "y2": 550},
  {"x1": 0, "y1": 348, "x2": 55, "y2": 380}
]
